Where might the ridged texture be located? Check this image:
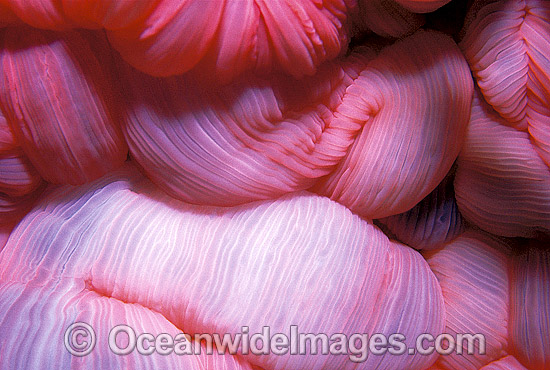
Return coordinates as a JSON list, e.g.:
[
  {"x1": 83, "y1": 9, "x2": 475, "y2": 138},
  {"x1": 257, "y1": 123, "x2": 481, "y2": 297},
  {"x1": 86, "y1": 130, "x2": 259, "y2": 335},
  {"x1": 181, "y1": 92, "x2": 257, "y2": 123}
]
[
  {"x1": 509, "y1": 244, "x2": 550, "y2": 370},
  {"x1": 0, "y1": 4, "x2": 547, "y2": 370},
  {"x1": 479, "y1": 356, "x2": 529, "y2": 370},
  {"x1": 1, "y1": 1, "x2": 356, "y2": 82},
  {"x1": 0, "y1": 147, "x2": 41, "y2": 197},
  {"x1": 120, "y1": 51, "x2": 373, "y2": 206},
  {"x1": 460, "y1": 0, "x2": 550, "y2": 166},
  {"x1": 0, "y1": 163, "x2": 445, "y2": 370},
  {"x1": 0, "y1": 111, "x2": 42, "y2": 197},
  {"x1": 314, "y1": 29, "x2": 473, "y2": 219},
  {"x1": 0, "y1": 281, "x2": 253, "y2": 370},
  {"x1": 107, "y1": 0, "x2": 354, "y2": 81},
  {"x1": 0, "y1": 27, "x2": 128, "y2": 185},
  {"x1": 455, "y1": 90, "x2": 550, "y2": 237},
  {"x1": 0, "y1": 110, "x2": 44, "y2": 228},
  {"x1": 355, "y1": 0, "x2": 425, "y2": 38},
  {"x1": 427, "y1": 230, "x2": 511, "y2": 370},
  {"x1": 378, "y1": 174, "x2": 464, "y2": 250}
]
